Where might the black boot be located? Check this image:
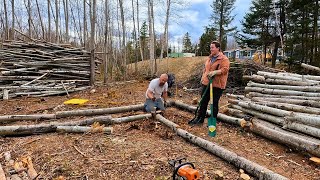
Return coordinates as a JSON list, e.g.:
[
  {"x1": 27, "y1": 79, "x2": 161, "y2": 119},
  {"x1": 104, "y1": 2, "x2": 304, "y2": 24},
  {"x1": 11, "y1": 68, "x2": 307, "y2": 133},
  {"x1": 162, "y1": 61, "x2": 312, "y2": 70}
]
[{"x1": 188, "y1": 116, "x2": 204, "y2": 125}]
